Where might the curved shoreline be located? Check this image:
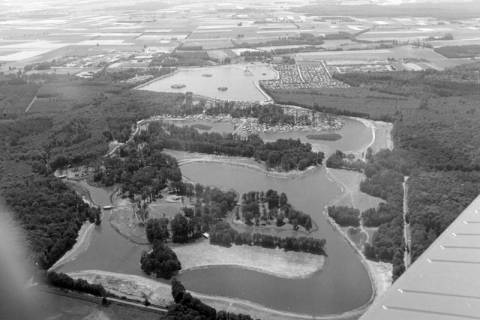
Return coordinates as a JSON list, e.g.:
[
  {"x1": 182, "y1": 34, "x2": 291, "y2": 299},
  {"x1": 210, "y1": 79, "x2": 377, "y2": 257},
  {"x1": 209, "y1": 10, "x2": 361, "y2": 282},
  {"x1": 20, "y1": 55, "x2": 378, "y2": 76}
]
[
  {"x1": 49, "y1": 222, "x2": 95, "y2": 271},
  {"x1": 175, "y1": 240, "x2": 325, "y2": 280},
  {"x1": 53, "y1": 111, "x2": 393, "y2": 319},
  {"x1": 166, "y1": 150, "x2": 320, "y2": 180},
  {"x1": 180, "y1": 263, "x2": 322, "y2": 280},
  {"x1": 67, "y1": 269, "x2": 371, "y2": 320}
]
